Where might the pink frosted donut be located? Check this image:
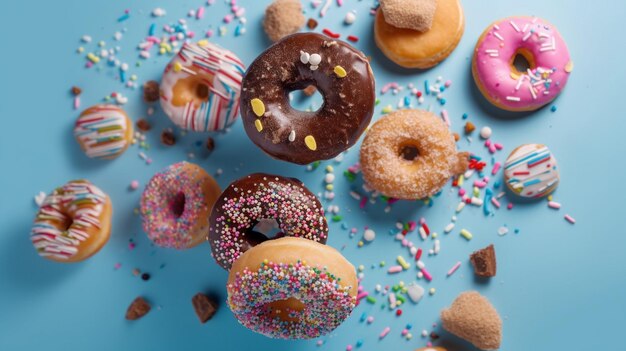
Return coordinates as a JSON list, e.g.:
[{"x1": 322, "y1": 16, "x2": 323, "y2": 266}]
[
  {"x1": 140, "y1": 162, "x2": 221, "y2": 249},
  {"x1": 160, "y1": 41, "x2": 246, "y2": 131},
  {"x1": 472, "y1": 16, "x2": 573, "y2": 111}
]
